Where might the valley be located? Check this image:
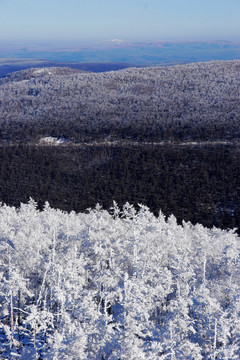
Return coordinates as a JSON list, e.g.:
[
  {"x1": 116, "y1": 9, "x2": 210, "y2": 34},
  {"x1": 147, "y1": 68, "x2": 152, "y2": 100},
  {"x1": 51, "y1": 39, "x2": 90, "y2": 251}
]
[{"x1": 0, "y1": 60, "x2": 240, "y2": 232}]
